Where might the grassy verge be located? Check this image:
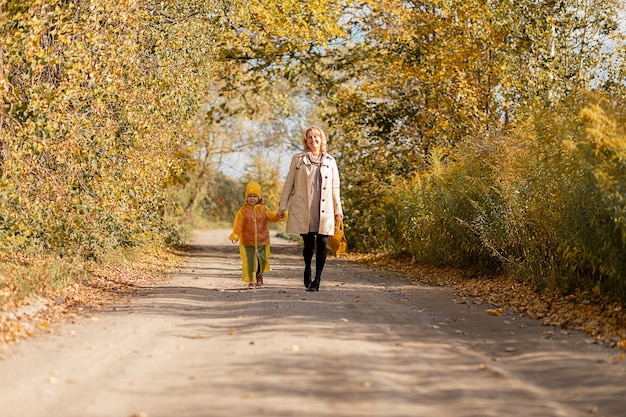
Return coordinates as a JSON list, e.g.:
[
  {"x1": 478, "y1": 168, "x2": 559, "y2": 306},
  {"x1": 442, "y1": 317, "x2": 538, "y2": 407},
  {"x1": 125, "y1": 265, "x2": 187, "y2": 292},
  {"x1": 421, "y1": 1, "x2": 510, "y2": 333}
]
[{"x1": 0, "y1": 246, "x2": 183, "y2": 351}]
